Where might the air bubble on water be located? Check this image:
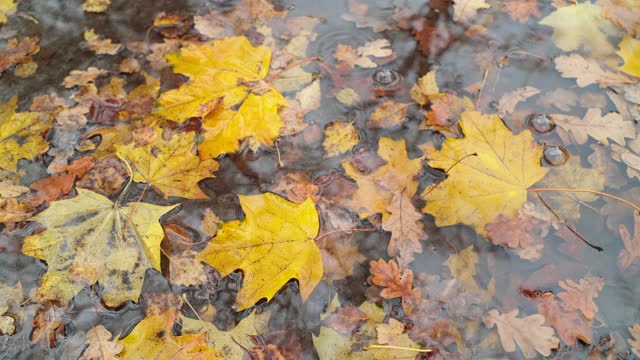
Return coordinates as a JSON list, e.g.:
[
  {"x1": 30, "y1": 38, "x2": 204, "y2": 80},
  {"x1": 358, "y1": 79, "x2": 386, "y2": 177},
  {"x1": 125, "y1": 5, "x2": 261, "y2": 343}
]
[
  {"x1": 527, "y1": 113, "x2": 556, "y2": 134},
  {"x1": 372, "y1": 68, "x2": 400, "y2": 89},
  {"x1": 543, "y1": 145, "x2": 569, "y2": 166}
]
